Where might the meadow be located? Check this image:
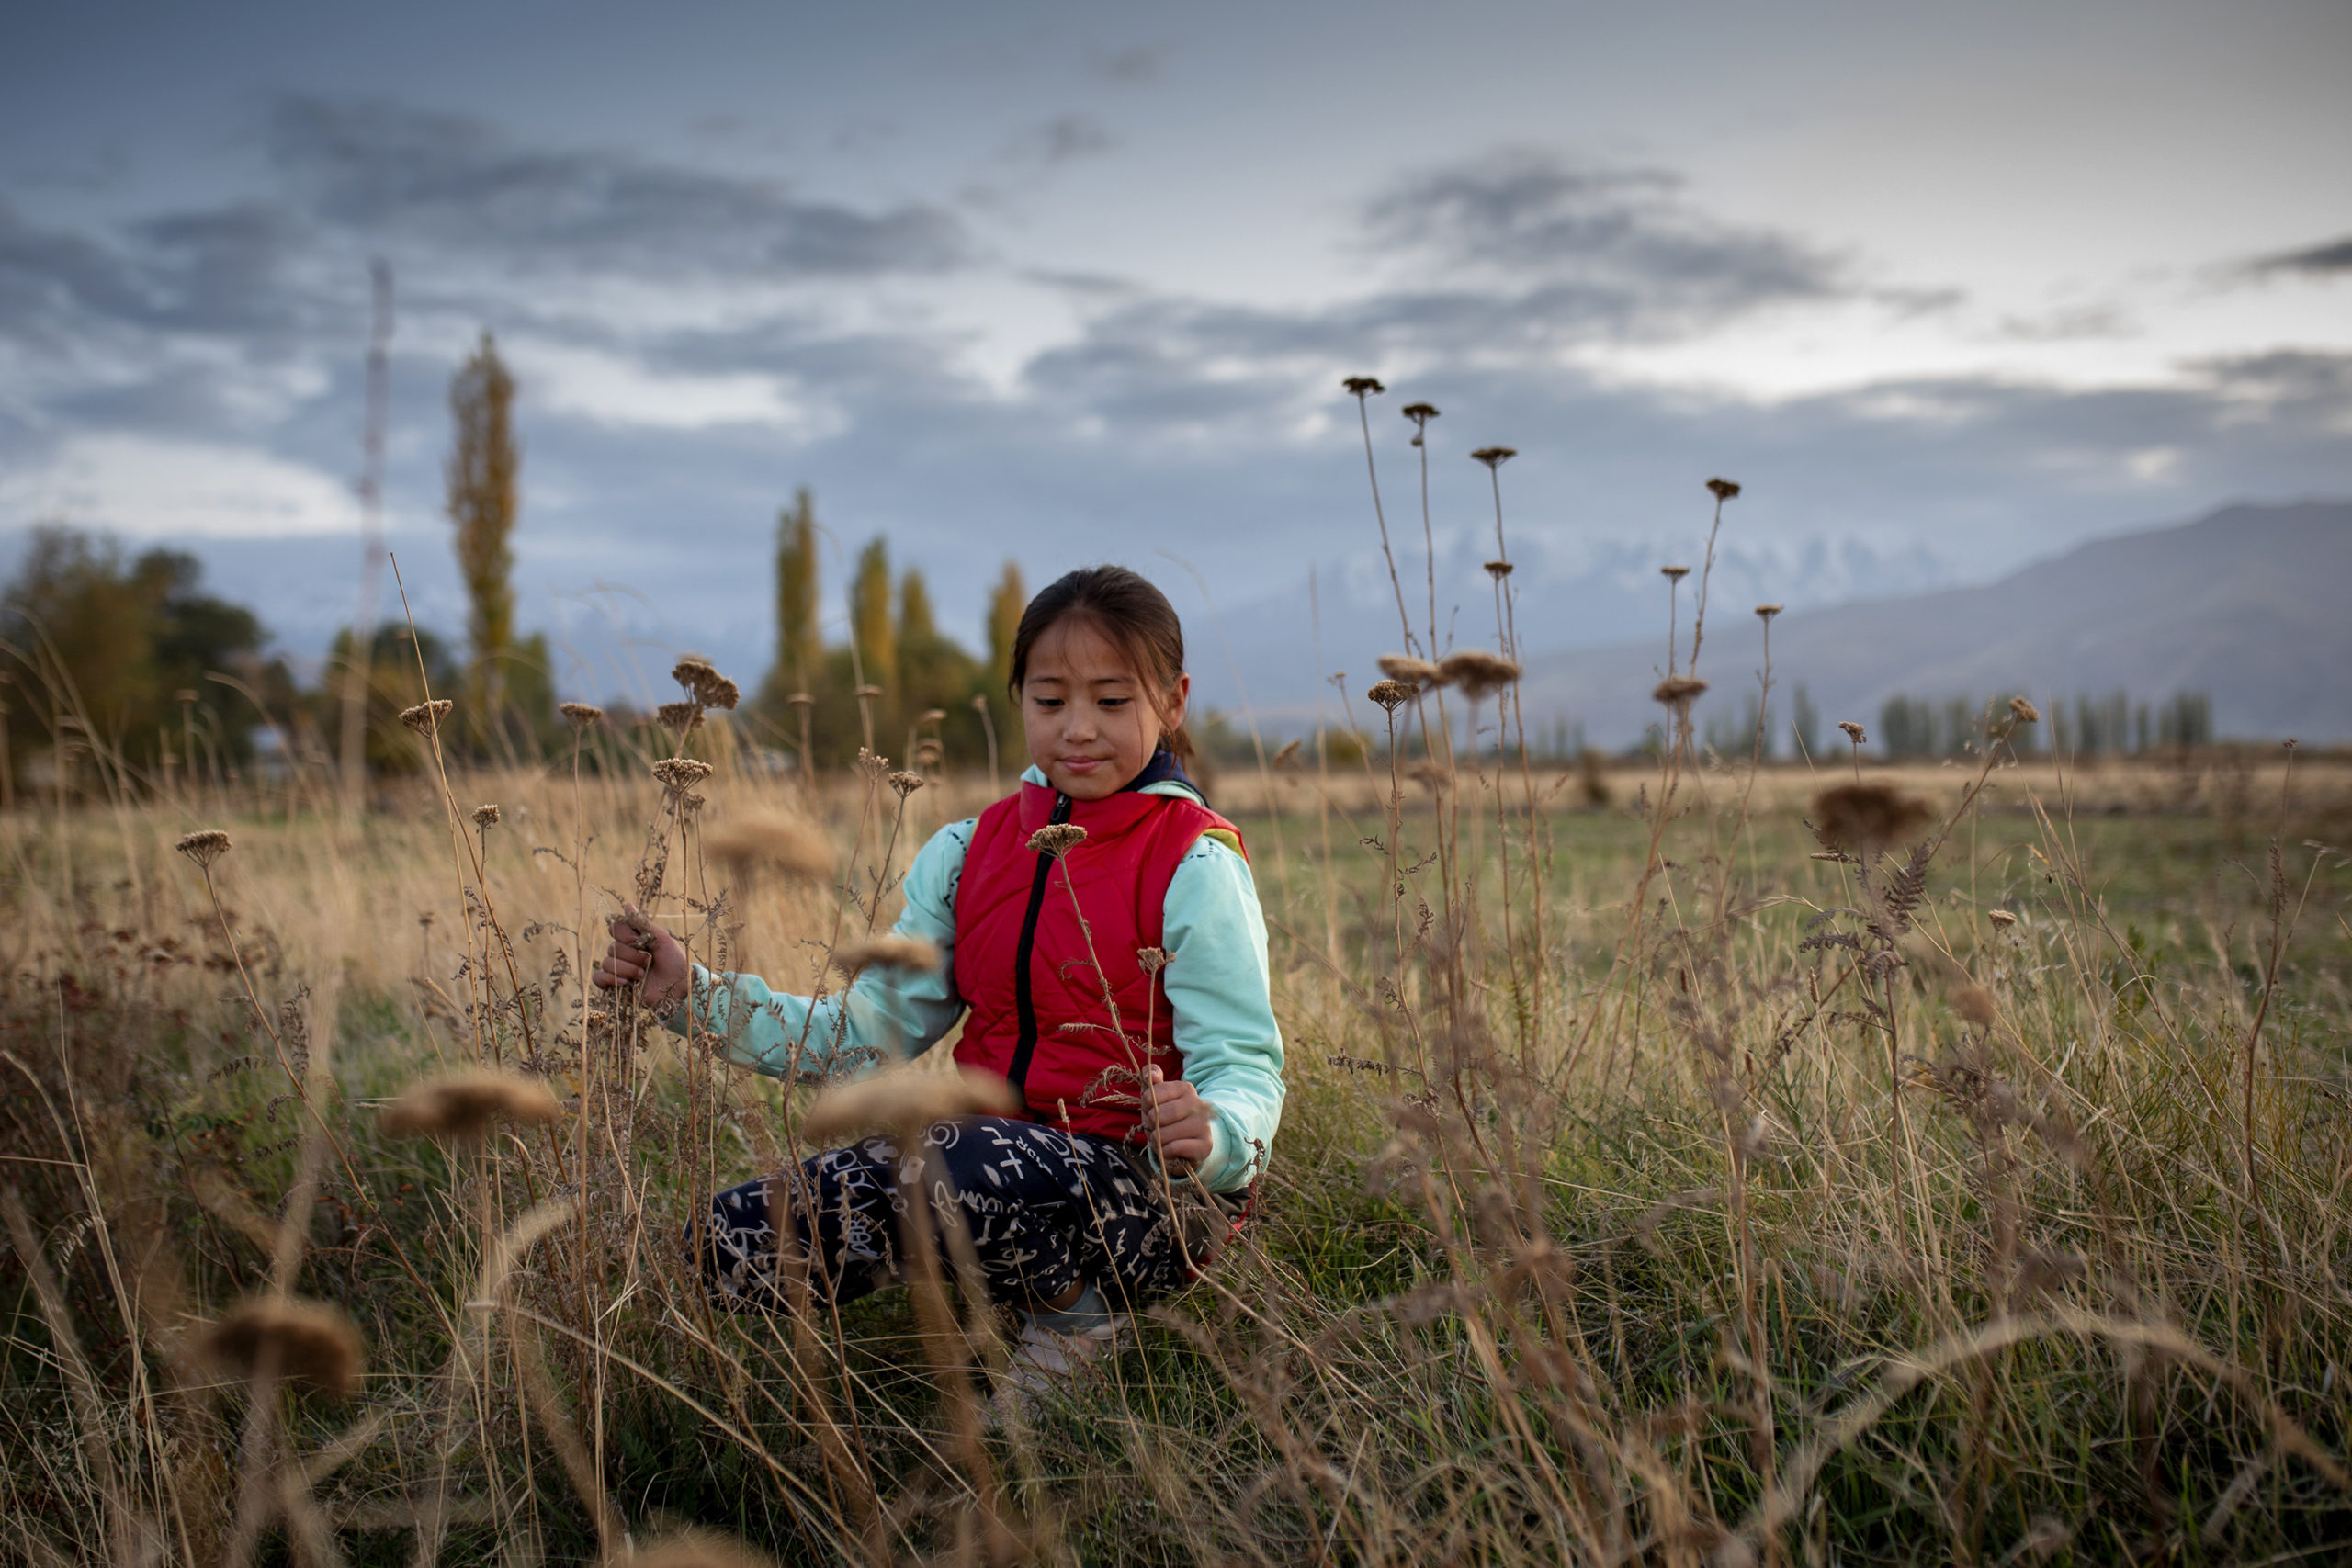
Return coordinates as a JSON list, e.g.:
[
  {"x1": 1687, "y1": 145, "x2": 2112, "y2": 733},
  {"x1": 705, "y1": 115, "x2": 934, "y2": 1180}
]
[{"x1": 3, "y1": 672, "x2": 2350, "y2": 1566}]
